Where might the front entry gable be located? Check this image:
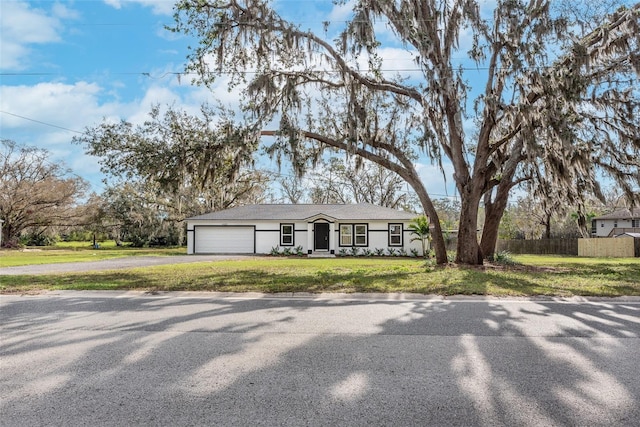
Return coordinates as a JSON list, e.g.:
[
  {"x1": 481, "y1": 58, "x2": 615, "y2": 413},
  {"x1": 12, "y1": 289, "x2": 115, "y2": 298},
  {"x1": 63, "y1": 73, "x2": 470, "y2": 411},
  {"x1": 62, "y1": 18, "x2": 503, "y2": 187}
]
[{"x1": 304, "y1": 213, "x2": 337, "y2": 223}]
